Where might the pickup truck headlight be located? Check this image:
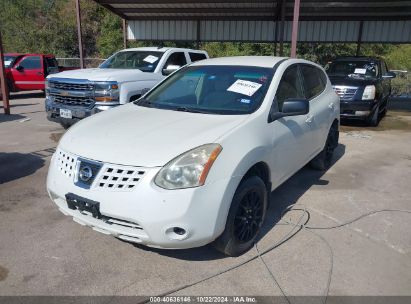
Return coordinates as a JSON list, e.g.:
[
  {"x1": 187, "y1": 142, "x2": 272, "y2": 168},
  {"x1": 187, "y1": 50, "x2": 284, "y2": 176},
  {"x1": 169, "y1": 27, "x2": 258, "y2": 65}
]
[
  {"x1": 94, "y1": 81, "x2": 119, "y2": 102},
  {"x1": 154, "y1": 144, "x2": 222, "y2": 190},
  {"x1": 362, "y1": 85, "x2": 376, "y2": 100}
]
